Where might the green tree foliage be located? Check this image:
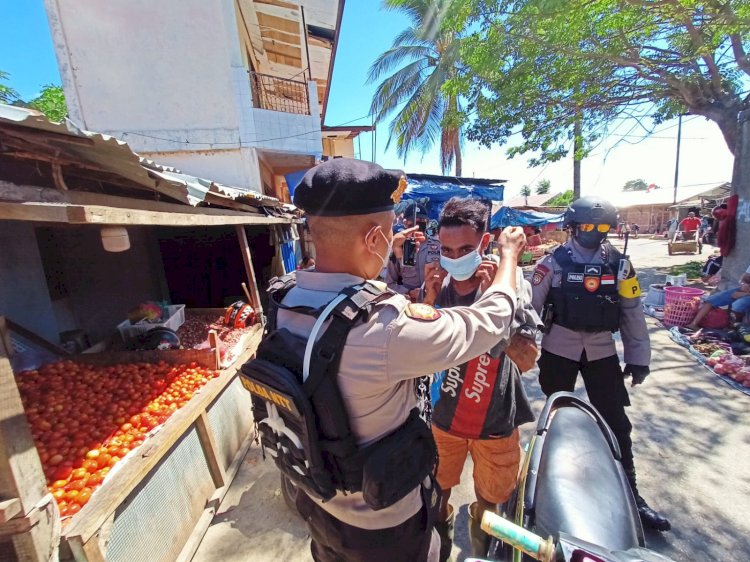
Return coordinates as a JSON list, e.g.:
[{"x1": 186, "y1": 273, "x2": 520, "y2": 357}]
[
  {"x1": 453, "y1": 0, "x2": 750, "y2": 167},
  {"x1": 0, "y1": 71, "x2": 20, "y2": 104},
  {"x1": 0, "y1": 71, "x2": 67, "y2": 122},
  {"x1": 368, "y1": 0, "x2": 466, "y2": 175},
  {"x1": 25, "y1": 85, "x2": 67, "y2": 122},
  {"x1": 536, "y1": 178, "x2": 551, "y2": 194},
  {"x1": 623, "y1": 179, "x2": 648, "y2": 191},
  {"x1": 546, "y1": 190, "x2": 575, "y2": 207}
]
